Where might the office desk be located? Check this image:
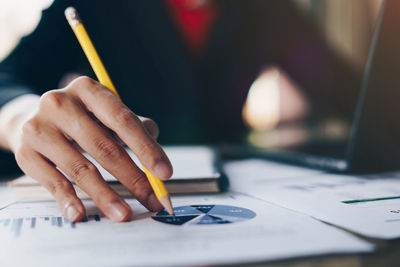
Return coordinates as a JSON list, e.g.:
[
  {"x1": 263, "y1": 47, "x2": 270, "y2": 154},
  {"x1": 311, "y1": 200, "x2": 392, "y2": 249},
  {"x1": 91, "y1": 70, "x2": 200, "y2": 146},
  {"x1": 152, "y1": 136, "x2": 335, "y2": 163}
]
[
  {"x1": 2, "y1": 171, "x2": 400, "y2": 267},
  {"x1": 233, "y1": 239, "x2": 400, "y2": 267}
]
